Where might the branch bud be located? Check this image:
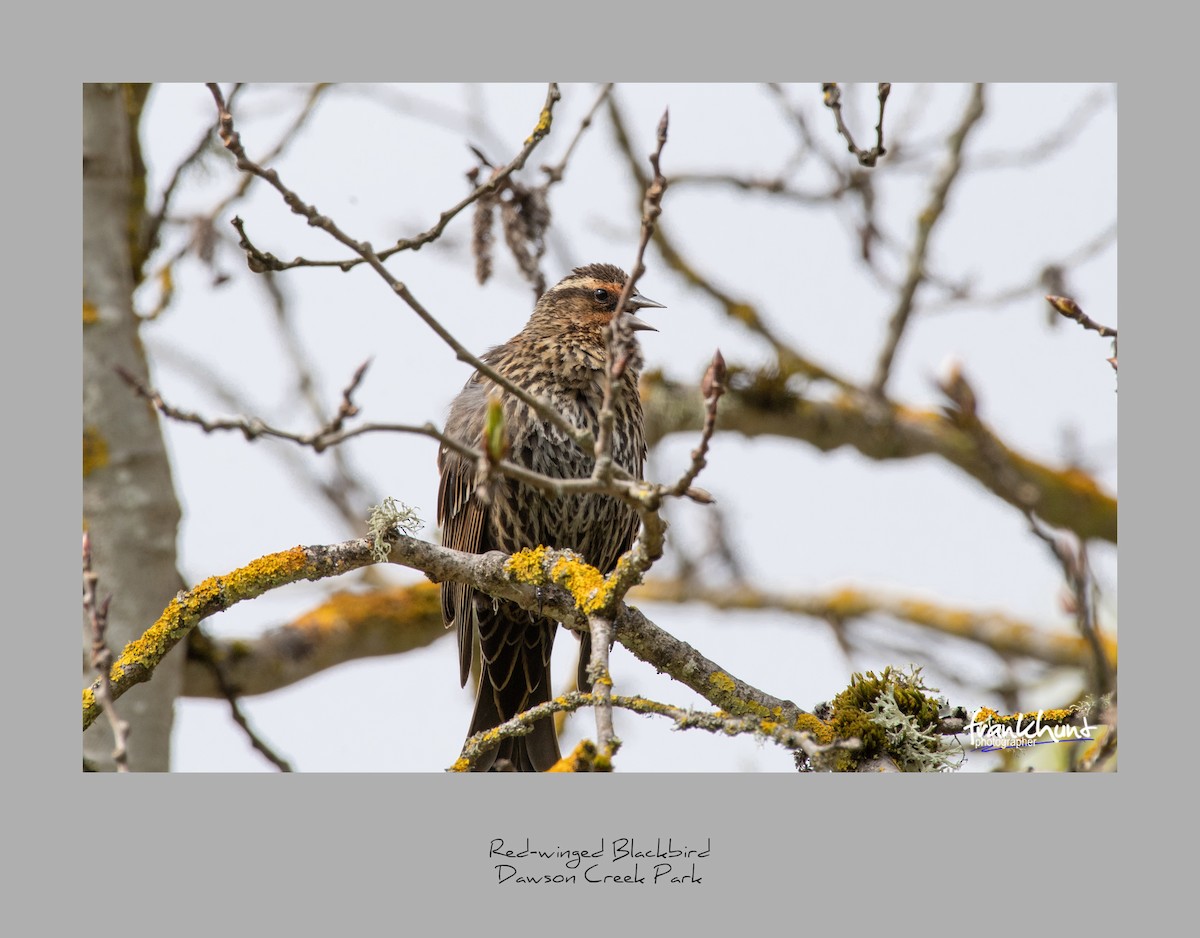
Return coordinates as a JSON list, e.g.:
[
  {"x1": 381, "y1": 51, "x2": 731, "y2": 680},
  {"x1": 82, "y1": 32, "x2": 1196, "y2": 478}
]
[
  {"x1": 484, "y1": 397, "x2": 508, "y2": 465},
  {"x1": 701, "y1": 348, "x2": 727, "y2": 402}
]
